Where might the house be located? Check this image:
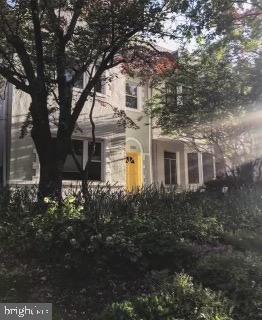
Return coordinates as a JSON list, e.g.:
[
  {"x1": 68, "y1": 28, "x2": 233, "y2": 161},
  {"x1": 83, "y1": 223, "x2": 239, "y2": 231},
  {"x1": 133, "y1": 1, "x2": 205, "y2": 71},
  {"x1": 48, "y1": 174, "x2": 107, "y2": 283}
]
[{"x1": 0, "y1": 65, "x2": 219, "y2": 192}]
